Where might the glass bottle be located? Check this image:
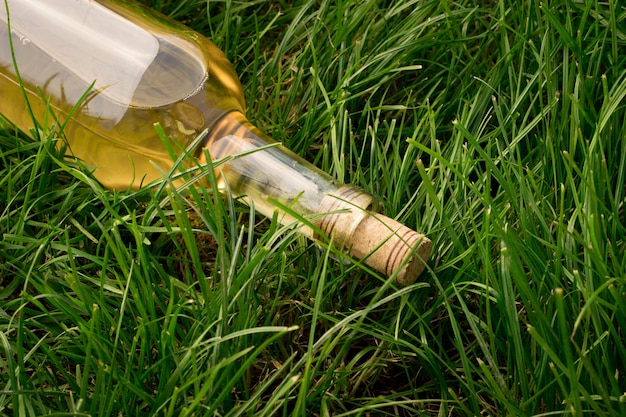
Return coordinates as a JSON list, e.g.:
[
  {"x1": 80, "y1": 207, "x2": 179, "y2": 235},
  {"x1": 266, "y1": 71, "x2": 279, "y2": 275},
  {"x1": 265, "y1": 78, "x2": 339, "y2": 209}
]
[{"x1": 0, "y1": 0, "x2": 431, "y2": 284}]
